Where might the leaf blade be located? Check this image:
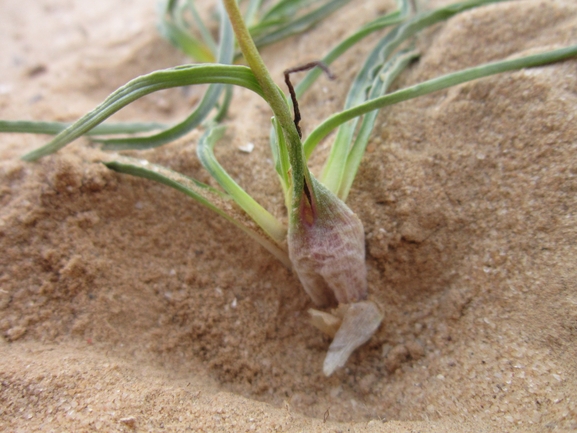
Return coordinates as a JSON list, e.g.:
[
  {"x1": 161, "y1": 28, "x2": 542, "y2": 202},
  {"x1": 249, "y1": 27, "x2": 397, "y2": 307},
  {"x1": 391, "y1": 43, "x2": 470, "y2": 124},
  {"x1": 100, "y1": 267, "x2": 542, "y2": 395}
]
[
  {"x1": 196, "y1": 124, "x2": 287, "y2": 244},
  {"x1": 21, "y1": 64, "x2": 264, "y2": 161},
  {"x1": 304, "y1": 44, "x2": 577, "y2": 156},
  {"x1": 104, "y1": 154, "x2": 291, "y2": 267},
  {"x1": 100, "y1": 2, "x2": 236, "y2": 150}
]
